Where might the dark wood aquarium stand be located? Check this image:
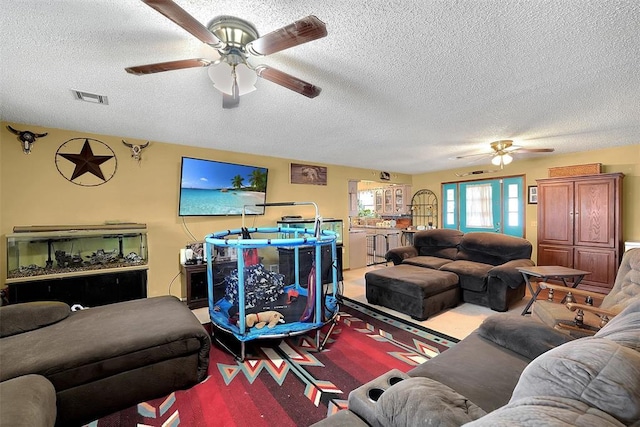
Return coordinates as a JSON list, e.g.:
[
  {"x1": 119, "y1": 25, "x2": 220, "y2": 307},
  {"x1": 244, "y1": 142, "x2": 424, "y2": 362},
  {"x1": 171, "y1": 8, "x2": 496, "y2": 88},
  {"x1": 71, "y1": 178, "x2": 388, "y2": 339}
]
[{"x1": 7, "y1": 269, "x2": 147, "y2": 307}]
